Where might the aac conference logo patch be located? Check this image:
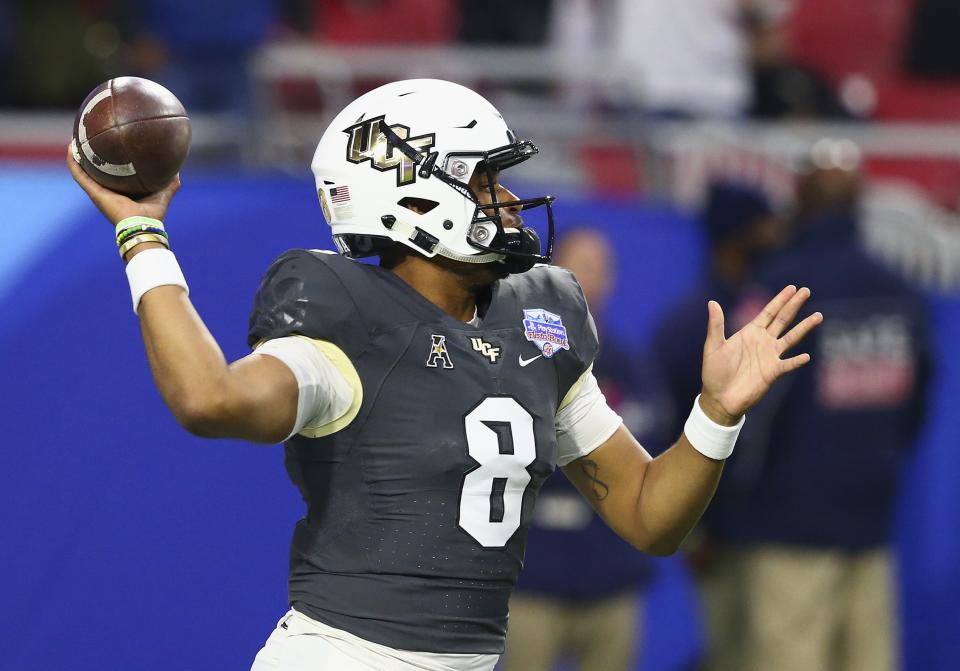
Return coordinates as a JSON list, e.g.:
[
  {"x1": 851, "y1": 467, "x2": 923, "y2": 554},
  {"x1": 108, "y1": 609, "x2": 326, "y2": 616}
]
[
  {"x1": 426, "y1": 334, "x2": 454, "y2": 369},
  {"x1": 522, "y1": 309, "x2": 570, "y2": 358}
]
